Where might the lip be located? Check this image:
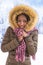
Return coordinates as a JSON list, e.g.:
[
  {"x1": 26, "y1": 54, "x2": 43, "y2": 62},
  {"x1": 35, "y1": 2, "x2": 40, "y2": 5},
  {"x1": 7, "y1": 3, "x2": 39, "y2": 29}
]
[
  {"x1": 21, "y1": 25, "x2": 23, "y2": 26},
  {"x1": 20, "y1": 25, "x2": 24, "y2": 26},
  {"x1": 20, "y1": 25, "x2": 23, "y2": 27}
]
